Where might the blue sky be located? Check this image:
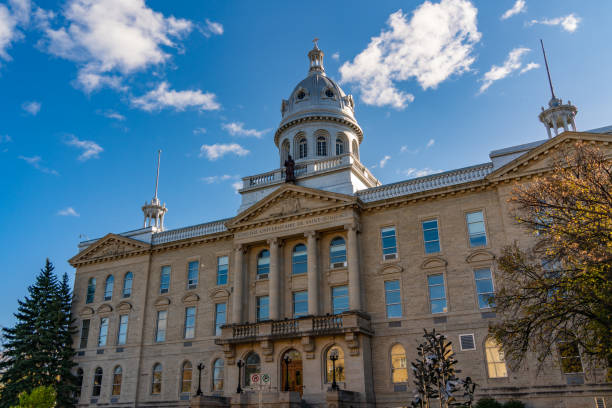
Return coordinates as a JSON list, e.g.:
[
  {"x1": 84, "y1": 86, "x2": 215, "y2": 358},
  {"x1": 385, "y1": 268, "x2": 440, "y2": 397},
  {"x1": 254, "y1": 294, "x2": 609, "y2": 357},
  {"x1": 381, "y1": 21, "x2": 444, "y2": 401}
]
[{"x1": 0, "y1": 0, "x2": 610, "y2": 327}]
